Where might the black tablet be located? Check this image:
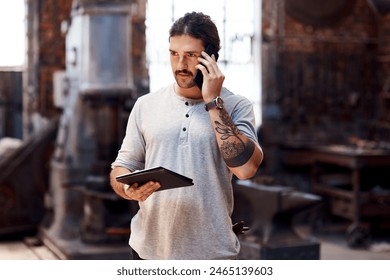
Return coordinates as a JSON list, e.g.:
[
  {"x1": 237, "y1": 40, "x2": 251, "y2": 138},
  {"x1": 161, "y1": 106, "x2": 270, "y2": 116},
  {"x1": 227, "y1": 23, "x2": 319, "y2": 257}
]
[{"x1": 116, "y1": 166, "x2": 194, "y2": 191}]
